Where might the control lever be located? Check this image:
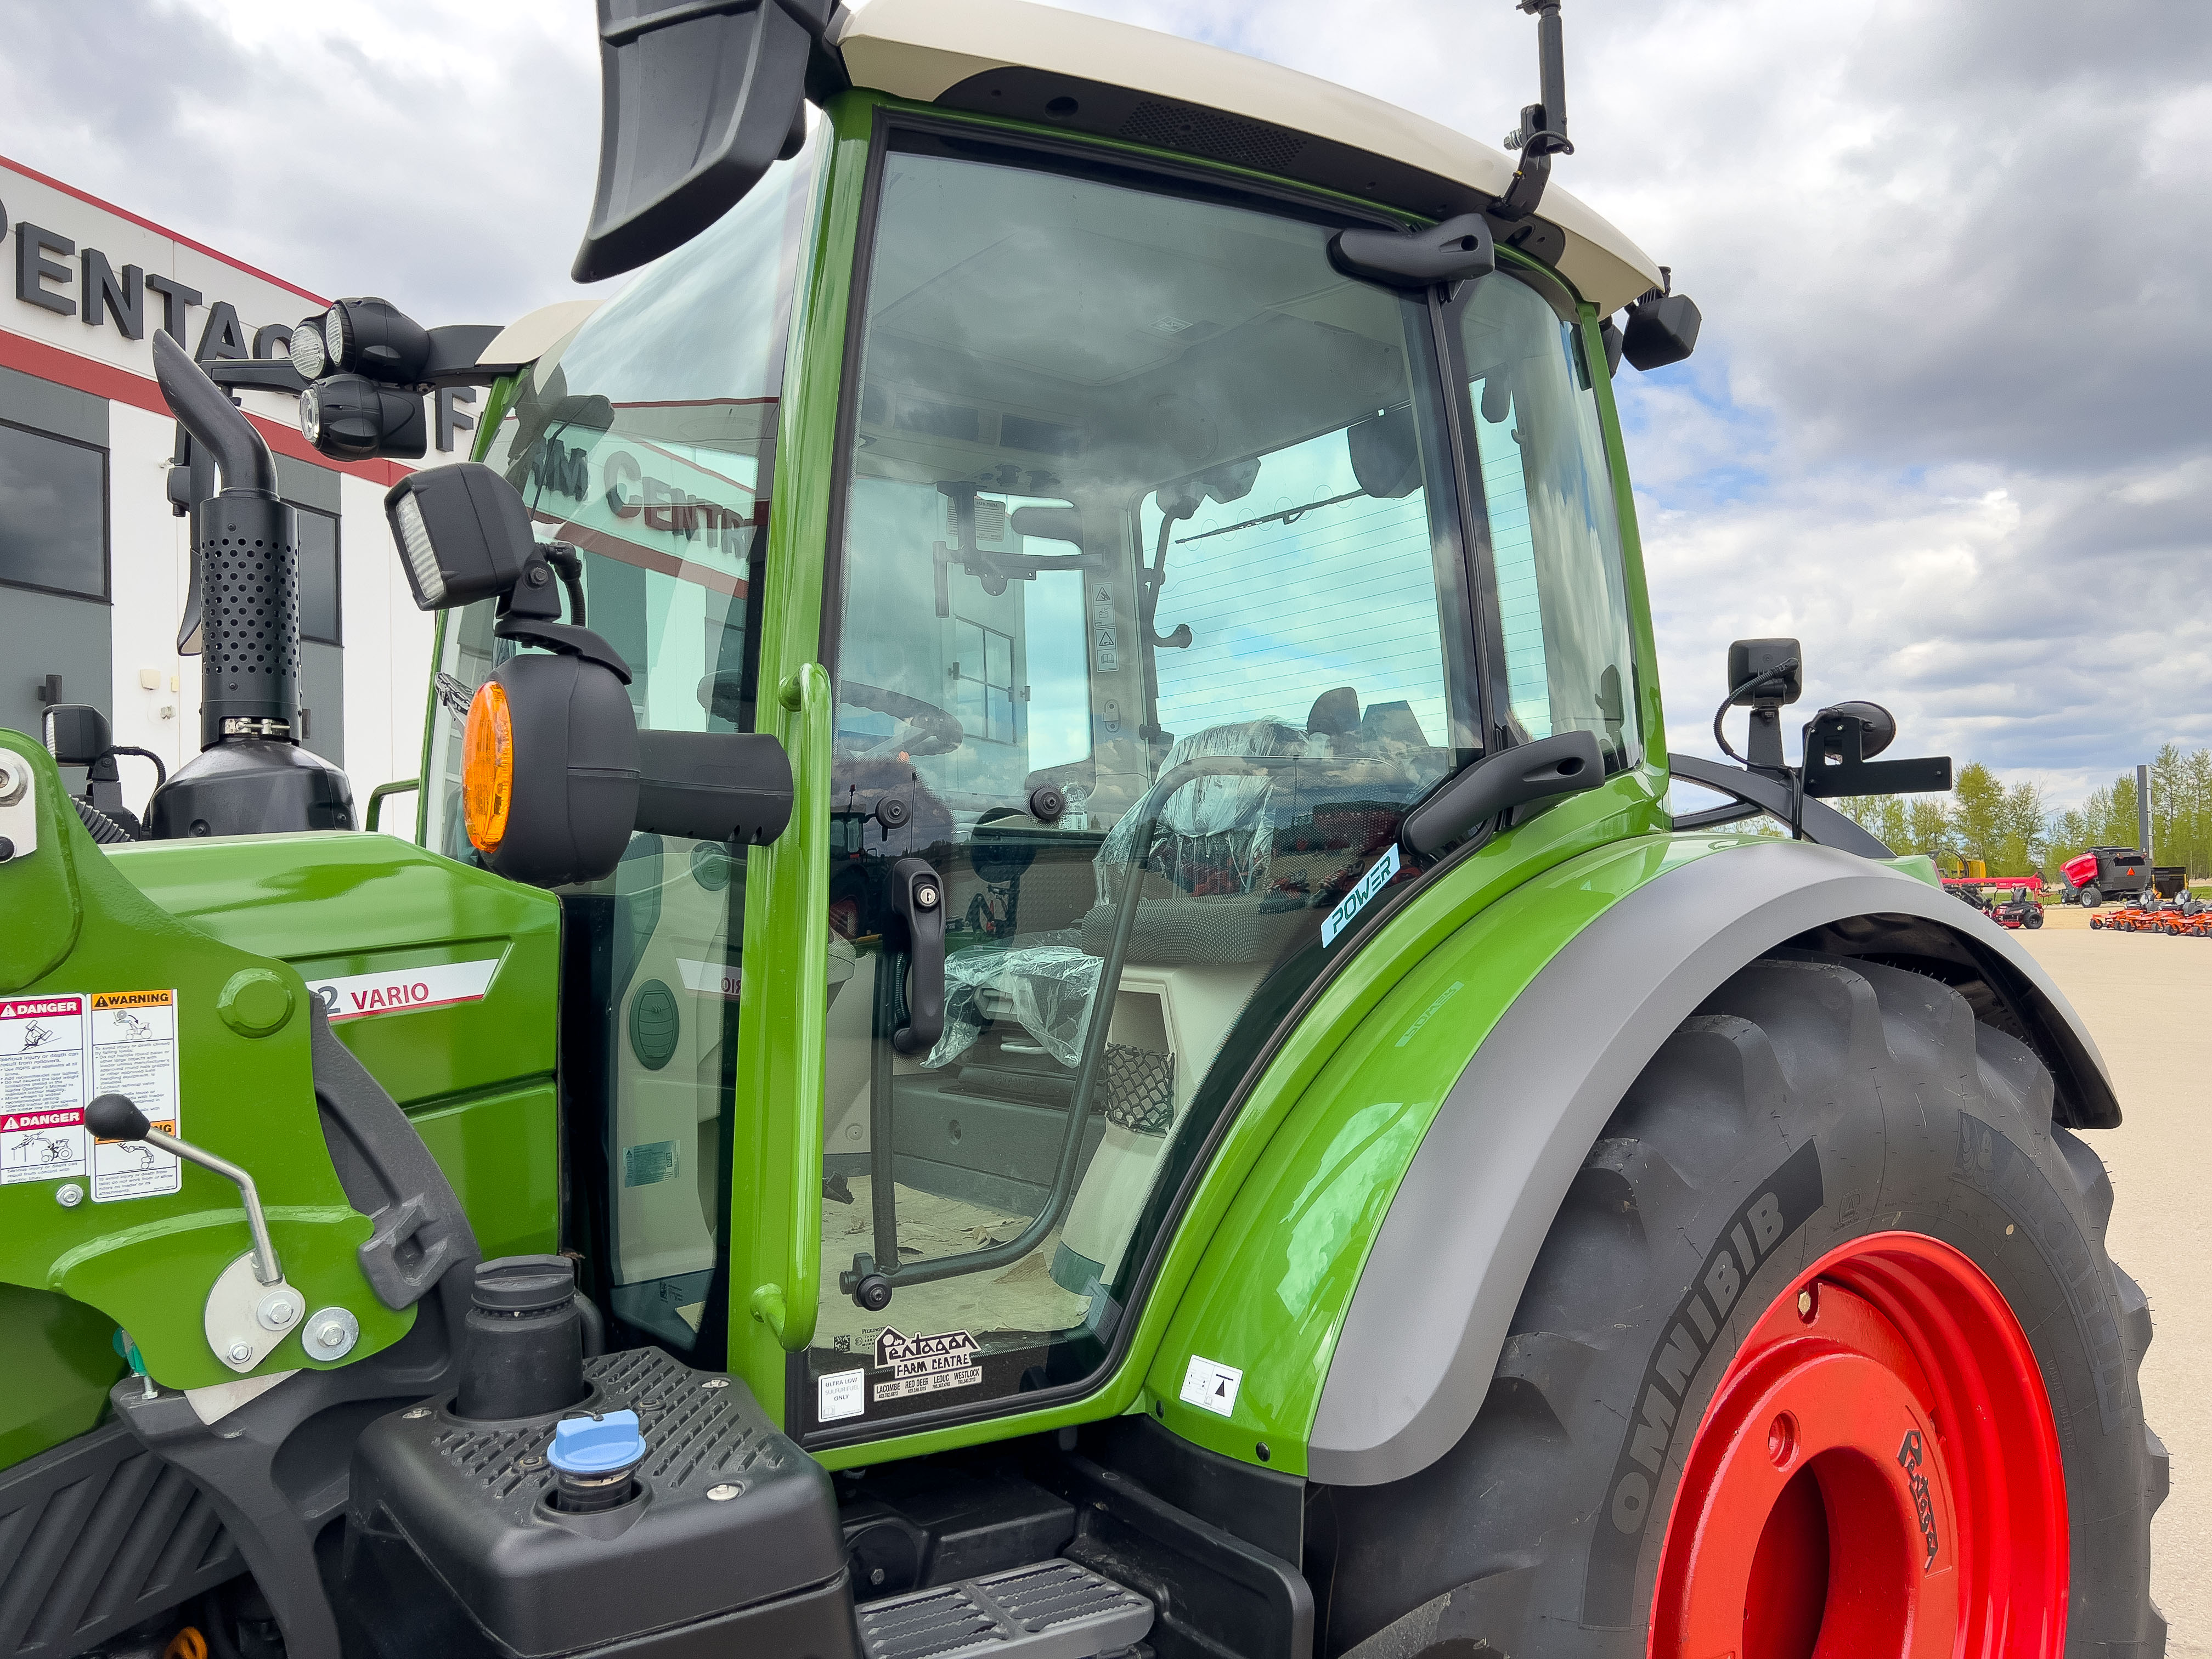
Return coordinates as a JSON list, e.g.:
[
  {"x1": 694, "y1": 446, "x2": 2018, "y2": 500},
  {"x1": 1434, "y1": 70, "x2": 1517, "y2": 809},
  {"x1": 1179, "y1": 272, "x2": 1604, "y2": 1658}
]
[
  {"x1": 87, "y1": 1092, "x2": 314, "y2": 1374},
  {"x1": 887, "y1": 857, "x2": 945, "y2": 1057},
  {"x1": 89, "y1": 1093, "x2": 283, "y2": 1285}
]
